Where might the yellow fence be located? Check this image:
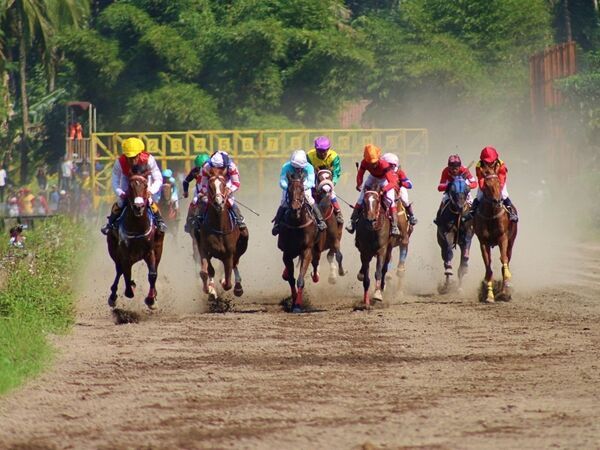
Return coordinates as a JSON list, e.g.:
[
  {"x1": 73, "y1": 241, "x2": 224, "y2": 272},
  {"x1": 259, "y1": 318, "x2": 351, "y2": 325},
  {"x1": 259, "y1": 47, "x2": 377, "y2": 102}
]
[{"x1": 91, "y1": 129, "x2": 428, "y2": 206}]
